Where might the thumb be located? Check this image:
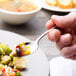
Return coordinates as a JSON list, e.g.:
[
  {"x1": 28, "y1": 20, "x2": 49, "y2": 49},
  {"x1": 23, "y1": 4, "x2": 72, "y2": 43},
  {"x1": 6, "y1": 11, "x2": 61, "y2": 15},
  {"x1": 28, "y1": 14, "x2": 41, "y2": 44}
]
[{"x1": 51, "y1": 12, "x2": 76, "y2": 29}]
